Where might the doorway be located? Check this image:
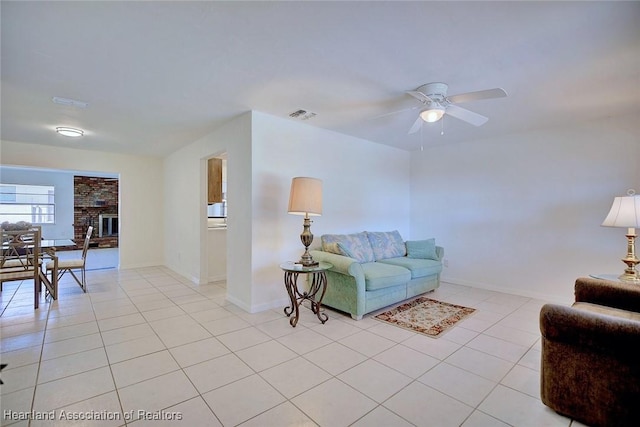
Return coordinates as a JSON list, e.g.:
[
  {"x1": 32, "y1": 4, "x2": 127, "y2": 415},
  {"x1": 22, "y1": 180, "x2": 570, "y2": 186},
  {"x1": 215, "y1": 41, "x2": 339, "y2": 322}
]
[
  {"x1": 0, "y1": 165, "x2": 119, "y2": 270},
  {"x1": 204, "y1": 152, "x2": 228, "y2": 283}
]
